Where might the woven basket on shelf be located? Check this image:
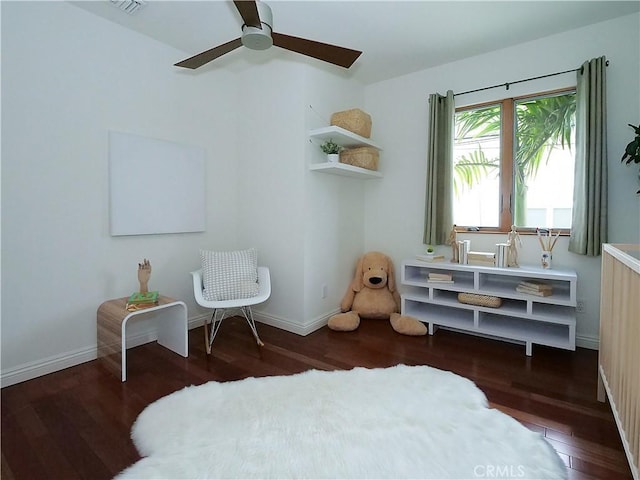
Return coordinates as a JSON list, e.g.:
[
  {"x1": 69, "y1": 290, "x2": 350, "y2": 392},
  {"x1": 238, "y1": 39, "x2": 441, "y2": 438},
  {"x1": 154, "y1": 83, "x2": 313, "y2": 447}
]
[
  {"x1": 330, "y1": 108, "x2": 372, "y2": 138},
  {"x1": 457, "y1": 292, "x2": 502, "y2": 308},
  {"x1": 340, "y1": 147, "x2": 379, "y2": 171}
]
